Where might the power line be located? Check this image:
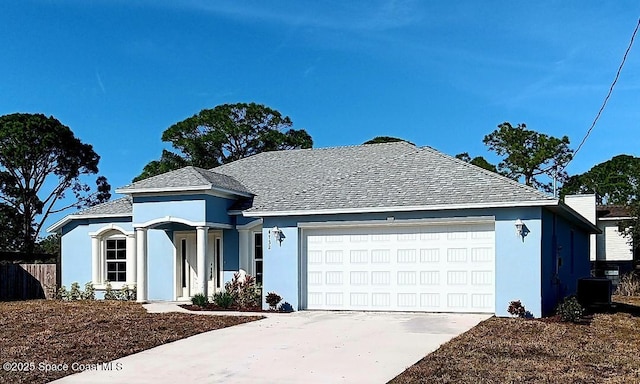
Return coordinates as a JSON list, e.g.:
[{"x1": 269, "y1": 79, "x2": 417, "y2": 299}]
[{"x1": 563, "y1": 18, "x2": 640, "y2": 170}]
